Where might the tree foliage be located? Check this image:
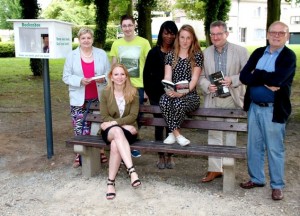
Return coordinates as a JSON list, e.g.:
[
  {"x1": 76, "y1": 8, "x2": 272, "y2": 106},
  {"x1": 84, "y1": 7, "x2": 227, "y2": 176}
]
[
  {"x1": 41, "y1": 0, "x2": 96, "y2": 25},
  {"x1": 108, "y1": 0, "x2": 132, "y2": 23},
  {"x1": 175, "y1": 0, "x2": 205, "y2": 20},
  {"x1": 20, "y1": 0, "x2": 40, "y2": 18},
  {"x1": 0, "y1": 0, "x2": 22, "y2": 29},
  {"x1": 153, "y1": 0, "x2": 172, "y2": 12},
  {"x1": 176, "y1": 0, "x2": 230, "y2": 46},
  {"x1": 285, "y1": 0, "x2": 300, "y2": 3}
]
